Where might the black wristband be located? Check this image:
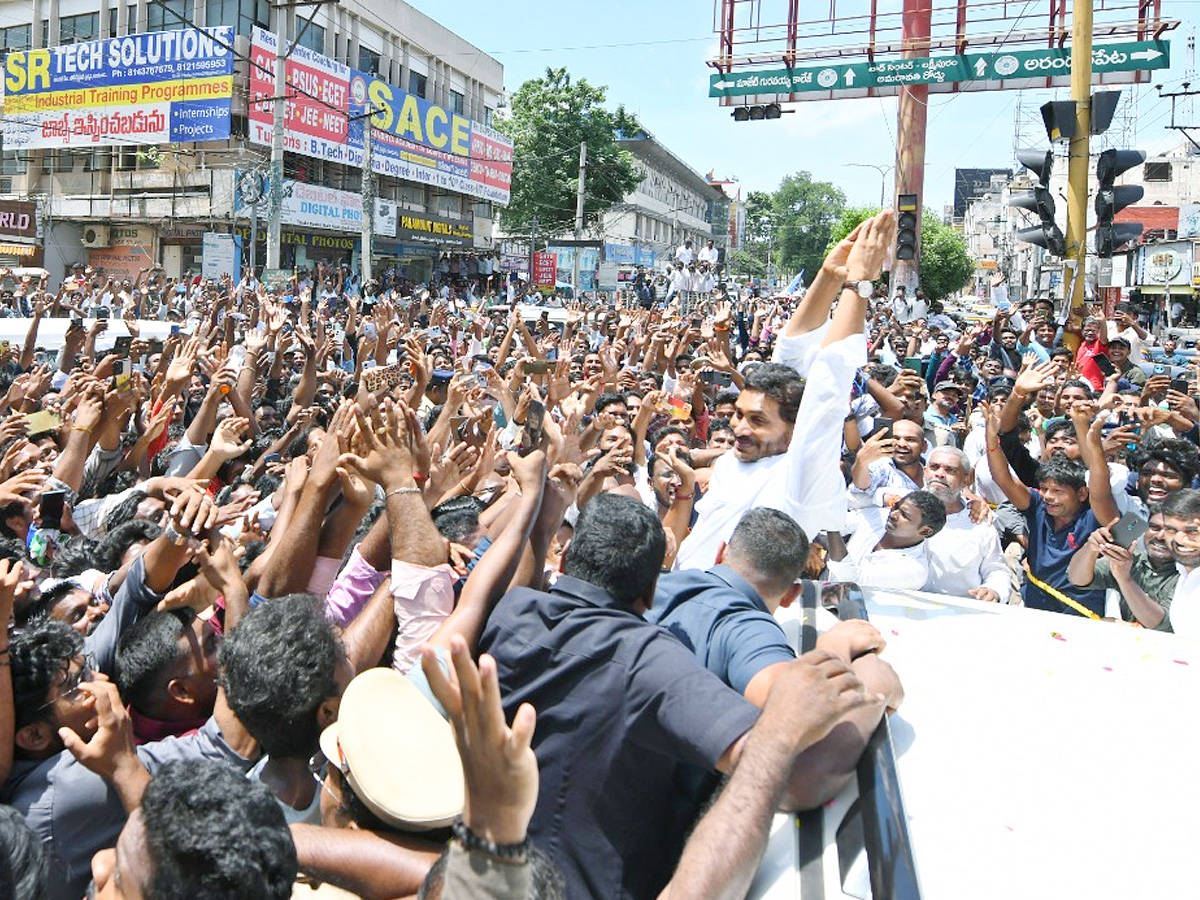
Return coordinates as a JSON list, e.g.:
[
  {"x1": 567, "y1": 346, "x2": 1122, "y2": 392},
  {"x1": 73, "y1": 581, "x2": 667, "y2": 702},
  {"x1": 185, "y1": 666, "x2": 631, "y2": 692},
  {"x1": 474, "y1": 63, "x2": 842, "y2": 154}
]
[{"x1": 451, "y1": 820, "x2": 528, "y2": 860}]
